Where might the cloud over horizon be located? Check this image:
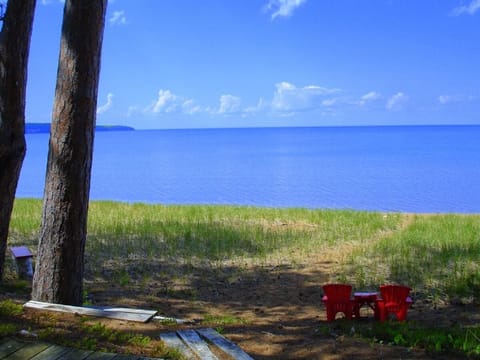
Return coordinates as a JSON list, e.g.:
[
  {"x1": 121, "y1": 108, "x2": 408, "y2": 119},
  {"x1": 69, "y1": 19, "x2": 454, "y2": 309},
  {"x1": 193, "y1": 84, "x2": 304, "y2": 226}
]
[
  {"x1": 109, "y1": 10, "x2": 127, "y2": 26},
  {"x1": 133, "y1": 82, "x2": 418, "y2": 123},
  {"x1": 452, "y1": 0, "x2": 480, "y2": 15},
  {"x1": 386, "y1": 92, "x2": 408, "y2": 111},
  {"x1": 438, "y1": 94, "x2": 479, "y2": 105},
  {"x1": 264, "y1": 0, "x2": 307, "y2": 20},
  {"x1": 271, "y1": 81, "x2": 341, "y2": 113},
  {"x1": 218, "y1": 95, "x2": 242, "y2": 114},
  {"x1": 97, "y1": 93, "x2": 114, "y2": 115},
  {"x1": 358, "y1": 91, "x2": 382, "y2": 106}
]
